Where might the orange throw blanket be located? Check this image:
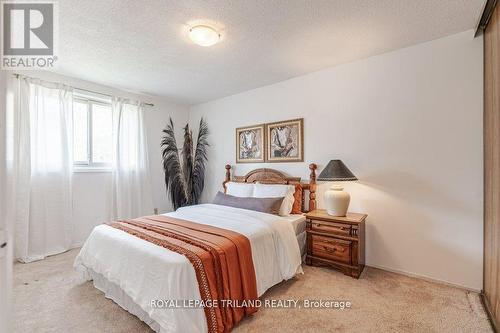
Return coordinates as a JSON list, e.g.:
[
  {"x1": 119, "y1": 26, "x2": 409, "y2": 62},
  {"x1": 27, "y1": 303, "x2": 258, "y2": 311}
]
[{"x1": 110, "y1": 215, "x2": 258, "y2": 333}]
